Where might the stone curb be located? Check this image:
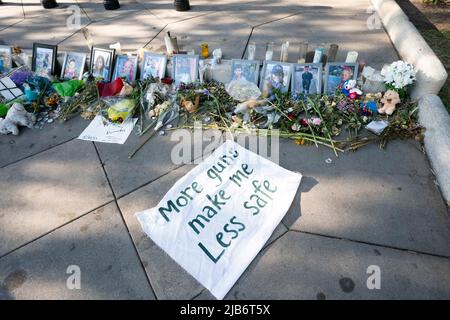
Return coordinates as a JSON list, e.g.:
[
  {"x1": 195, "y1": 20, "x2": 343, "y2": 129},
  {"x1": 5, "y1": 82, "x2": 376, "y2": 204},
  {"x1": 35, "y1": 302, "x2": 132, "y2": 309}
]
[
  {"x1": 371, "y1": 0, "x2": 447, "y2": 100},
  {"x1": 372, "y1": 0, "x2": 450, "y2": 207},
  {"x1": 418, "y1": 95, "x2": 450, "y2": 206}
]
